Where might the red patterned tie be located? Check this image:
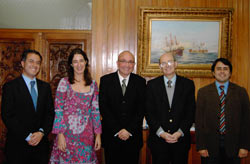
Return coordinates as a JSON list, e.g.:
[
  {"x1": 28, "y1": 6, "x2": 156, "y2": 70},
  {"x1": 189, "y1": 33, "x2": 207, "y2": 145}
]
[{"x1": 219, "y1": 85, "x2": 226, "y2": 134}]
